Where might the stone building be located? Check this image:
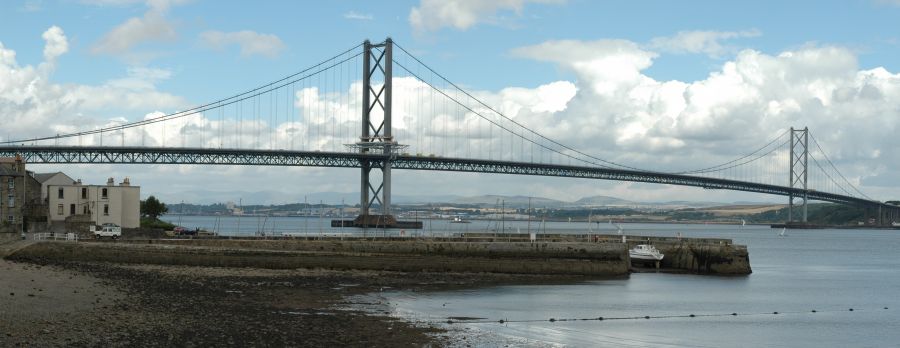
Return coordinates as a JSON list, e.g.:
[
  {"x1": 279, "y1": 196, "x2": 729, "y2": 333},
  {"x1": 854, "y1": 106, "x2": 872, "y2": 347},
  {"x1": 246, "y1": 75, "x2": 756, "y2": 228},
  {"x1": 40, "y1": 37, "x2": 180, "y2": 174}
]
[
  {"x1": 47, "y1": 177, "x2": 141, "y2": 229},
  {"x1": 0, "y1": 156, "x2": 43, "y2": 233}
]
